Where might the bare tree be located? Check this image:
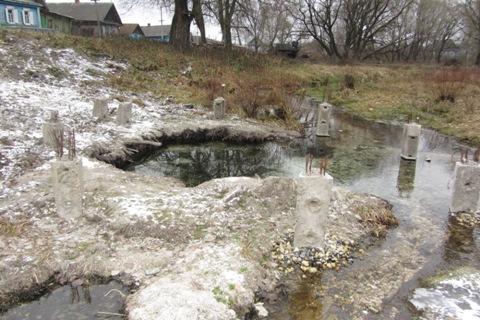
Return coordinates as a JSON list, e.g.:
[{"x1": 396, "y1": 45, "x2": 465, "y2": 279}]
[
  {"x1": 119, "y1": 0, "x2": 207, "y2": 49},
  {"x1": 341, "y1": 0, "x2": 414, "y2": 61},
  {"x1": 461, "y1": 0, "x2": 480, "y2": 64},
  {"x1": 286, "y1": 0, "x2": 343, "y2": 59},
  {"x1": 204, "y1": 0, "x2": 239, "y2": 50}
]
